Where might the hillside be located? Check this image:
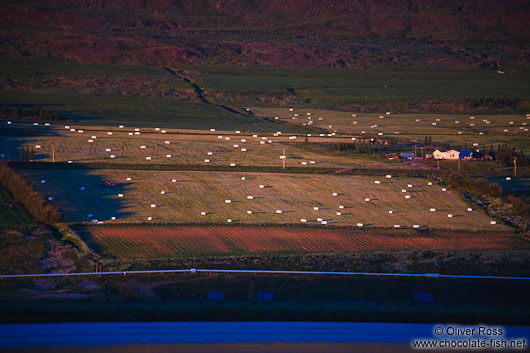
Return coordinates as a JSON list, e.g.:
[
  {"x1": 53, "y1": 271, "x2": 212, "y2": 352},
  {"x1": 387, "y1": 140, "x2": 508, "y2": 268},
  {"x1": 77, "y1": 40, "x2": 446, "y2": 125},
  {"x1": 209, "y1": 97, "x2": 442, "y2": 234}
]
[{"x1": 1, "y1": 0, "x2": 529, "y2": 69}]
